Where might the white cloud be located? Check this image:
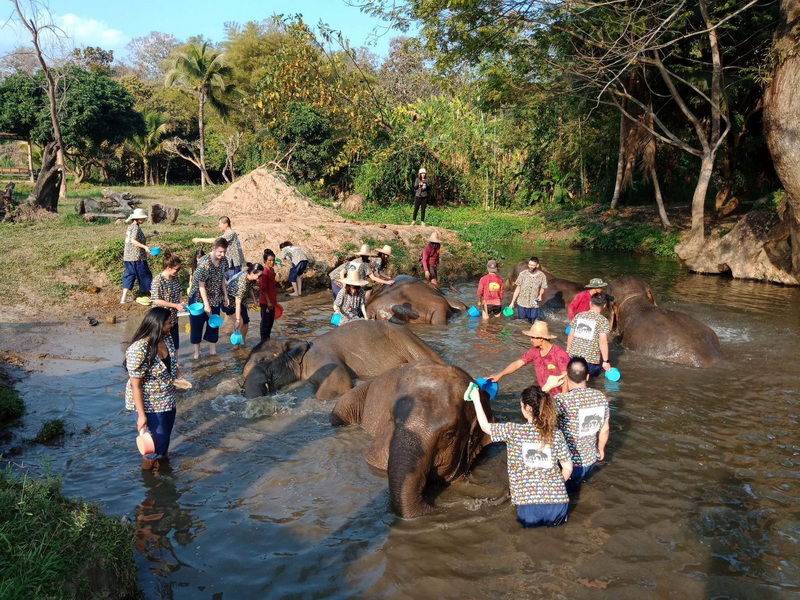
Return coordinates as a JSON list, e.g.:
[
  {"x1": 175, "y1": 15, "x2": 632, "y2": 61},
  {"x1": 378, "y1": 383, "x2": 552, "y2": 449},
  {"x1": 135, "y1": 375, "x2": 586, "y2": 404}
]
[{"x1": 56, "y1": 13, "x2": 127, "y2": 49}]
